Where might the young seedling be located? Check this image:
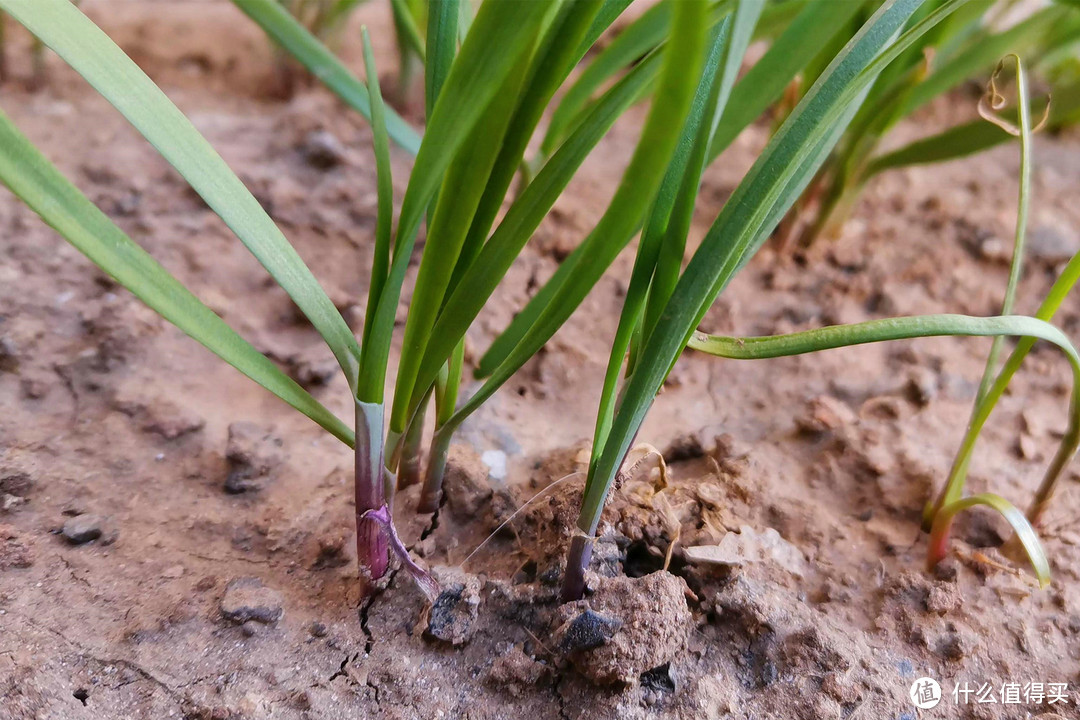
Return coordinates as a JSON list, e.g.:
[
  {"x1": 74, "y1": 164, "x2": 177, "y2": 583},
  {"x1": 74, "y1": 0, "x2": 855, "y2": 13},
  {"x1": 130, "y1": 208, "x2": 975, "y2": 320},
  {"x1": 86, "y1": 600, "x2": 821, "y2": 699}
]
[
  {"x1": 922, "y1": 55, "x2": 1080, "y2": 567},
  {"x1": 0, "y1": 0, "x2": 568, "y2": 593}
]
